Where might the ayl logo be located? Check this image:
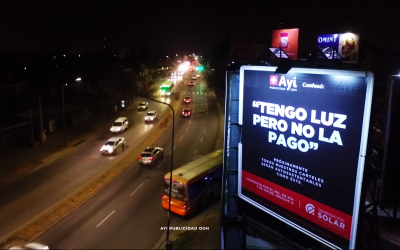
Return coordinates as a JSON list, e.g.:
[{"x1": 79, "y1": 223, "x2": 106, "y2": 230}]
[{"x1": 269, "y1": 75, "x2": 297, "y2": 91}]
